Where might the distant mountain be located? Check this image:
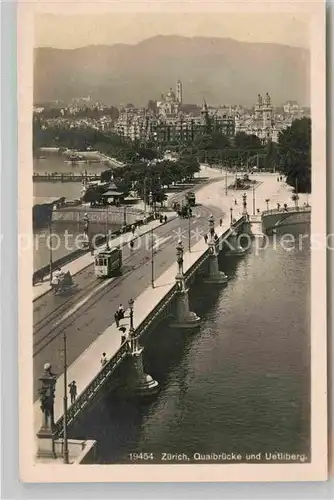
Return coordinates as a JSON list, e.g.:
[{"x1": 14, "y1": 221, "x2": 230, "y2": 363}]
[{"x1": 34, "y1": 35, "x2": 310, "y2": 107}]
